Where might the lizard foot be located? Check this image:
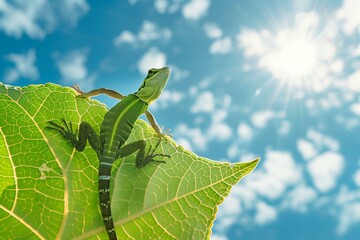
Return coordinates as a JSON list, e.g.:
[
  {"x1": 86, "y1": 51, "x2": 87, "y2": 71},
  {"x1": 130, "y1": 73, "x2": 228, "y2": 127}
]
[
  {"x1": 71, "y1": 84, "x2": 88, "y2": 98},
  {"x1": 156, "y1": 127, "x2": 173, "y2": 140},
  {"x1": 146, "y1": 139, "x2": 170, "y2": 164},
  {"x1": 45, "y1": 119, "x2": 77, "y2": 141}
]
